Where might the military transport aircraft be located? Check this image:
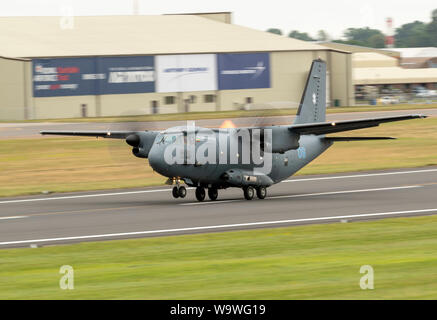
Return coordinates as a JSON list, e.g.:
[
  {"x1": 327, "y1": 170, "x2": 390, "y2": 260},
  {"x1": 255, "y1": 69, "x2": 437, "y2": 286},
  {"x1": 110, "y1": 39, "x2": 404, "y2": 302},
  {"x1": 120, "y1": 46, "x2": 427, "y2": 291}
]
[{"x1": 41, "y1": 60, "x2": 426, "y2": 202}]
